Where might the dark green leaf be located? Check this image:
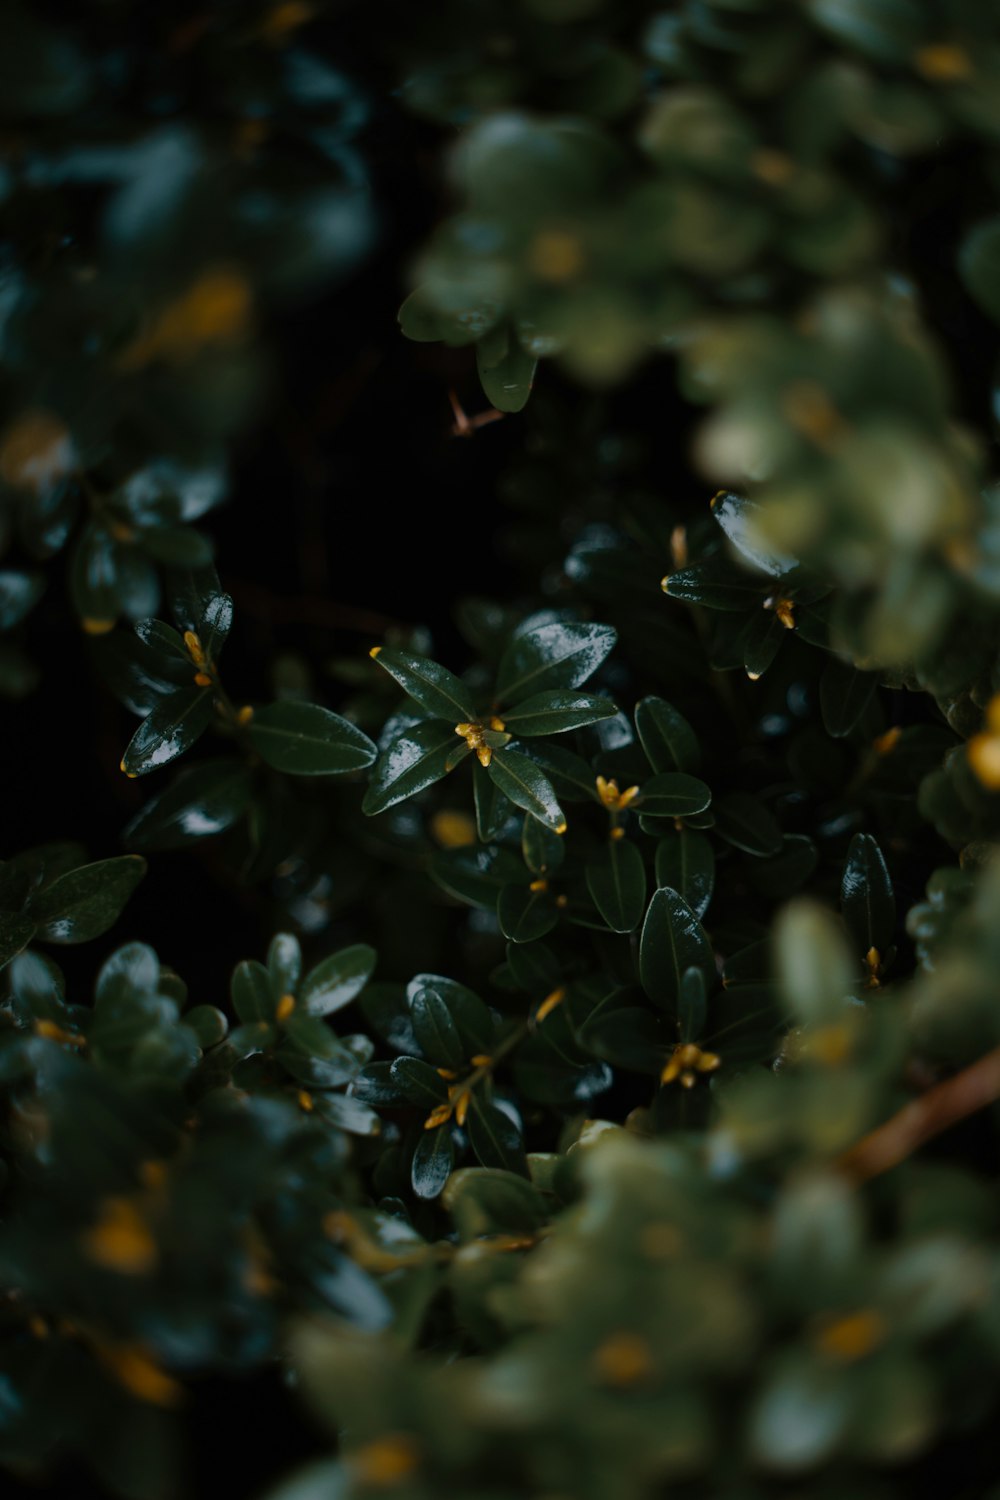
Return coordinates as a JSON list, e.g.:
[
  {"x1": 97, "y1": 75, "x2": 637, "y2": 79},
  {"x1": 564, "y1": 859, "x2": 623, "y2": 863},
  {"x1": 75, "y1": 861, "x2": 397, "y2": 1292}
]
[
  {"x1": 409, "y1": 986, "x2": 465, "y2": 1069},
  {"x1": 678, "y1": 966, "x2": 707, "y2": 1041},
  {"x1": 121, "y1": 687, "x2": 213, "y2": 776},
  {"x1": 579, "y1": 1003, "x2": 666, "y2": 1074},
  {"x1": 639, "y1": 887, "x2": 715, "y2": 1013},
  {"x1": 268, "y1": 933, "x2": 302, "y2": 1000},
  {"x1": 133, "y1": 617, "x2": 189, "y2": 661},
  {"x1": 0, "y1": 912, "x2": 35, "y2": 969},
  {"x1": 250, "y1": 701, "x2": 376, "y2": 776},
  {"x1": 122, "y1": 760, "x2": 251, "y2": 850},
  {"x1": 184, "y1": 1005, "x2": 228, "y2": 1048},
  {"x1": 370, "y1": 646, "x2": 475, "y2": 721},
  {"x1": 487, "y1": 748, "x2": 564, "y2": 830},
  {"x1": 711, "y1": 490, "x2": 794, "y2": 577},
  {"x1": 662, "y1": 561, "x2": 765, "y2": 611},
  {"x1": 841, "y1": 833, "x2": 896, "y2": 957},
  {"x1": 407, "y1": 975, "x2": 494, "y2": 1056},
  {"x1": 390, "y1": 1056, "x2": 449, "y2": 1107},
  {"x1": 467, "y1": 1096, "x2": 528, "y2": 1175},
  {"x1": 139, "y1": 526, "x2": 213, "y2": 568},
  {"x1": 0, "y1": 571, "x2": 44, "y2": 630},
  {"x1": 714, "y1": 793, "x2": 783, "y2": 856},
  {"x1": 474, "y1": 761, "x2": 512, "y2": 841},
  {"x1": 503, "y1": 691, "x2": 617, "y2": 737},
  {"x1": 743, "y1": 608, "x2": 786, "y2": 680},
  {"x1": 497, "y1": 883, "x2": 559, "y2": 943},
  {"x1": 430, "y1": 844, "x2": 524, "y2": 907},
  {"x1": 411, "y1": 1124, "x2": 455, "y2": 1200},
  {"x1": 655, "y1": 831, "x2": 715, "y2": 919},
  {"x1": 634, "y1": 695, "x2": 700, "y2": 773},
  {"x1": 28, "y1": 856, "x2": 146, "y2": 944},
  {"x1": 638, "y1": 772, "x2": 712, "y2": 817},
  {"x1": 820, "y1": 659, "x2": 878, "y2": 738},
  {"x1": 496, "y1": 621, "x2": 617, "y2": 706},
  {"x1": 522, "y1": 815, "x2": 565, "y2": 876},
  {"x1": 959, "y1": 218, "x2": 1000, "y2": 326},
  {"x1": 585, "y1": 838, "x2": 647, "y2": 933},
  {"x1": 231, "y1": 959, "x2": 276, "y2": 1023},
  {"x1": 300, "y1": 944, "x2": 376, "y2": 1017},
  {"x1": 363, "y1": 719, "x2": 457, "y2": 816},
  {"x1": 353, "y1": 1061, "x2": 409, "y2": 1106},
  {"x1": 476, "y1": 331, "x2": 537, "y2": 414}
]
